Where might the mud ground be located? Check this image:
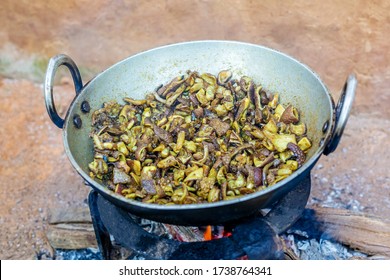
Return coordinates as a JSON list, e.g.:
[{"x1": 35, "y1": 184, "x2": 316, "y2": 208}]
[{"x1": 0, "y1": 0, "x2": 389, "y2": 259}]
